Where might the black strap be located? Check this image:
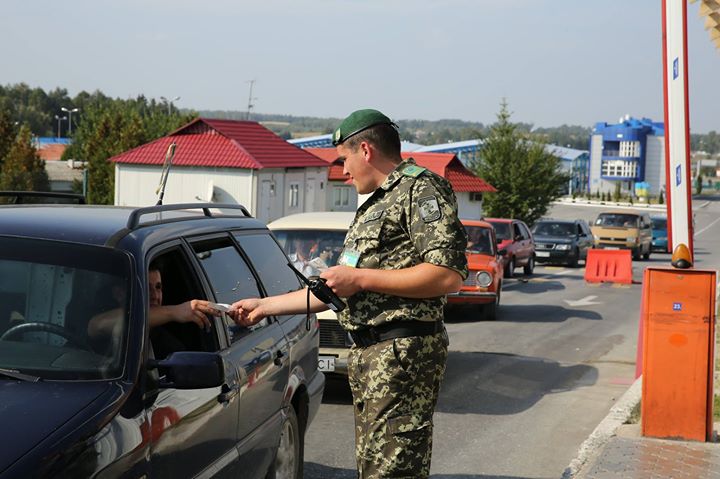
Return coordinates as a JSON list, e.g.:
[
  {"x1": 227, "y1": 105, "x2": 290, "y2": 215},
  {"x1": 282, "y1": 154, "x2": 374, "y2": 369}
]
[{"x1": 350, "y1": 320, "x2": 442, "y2": 348}]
